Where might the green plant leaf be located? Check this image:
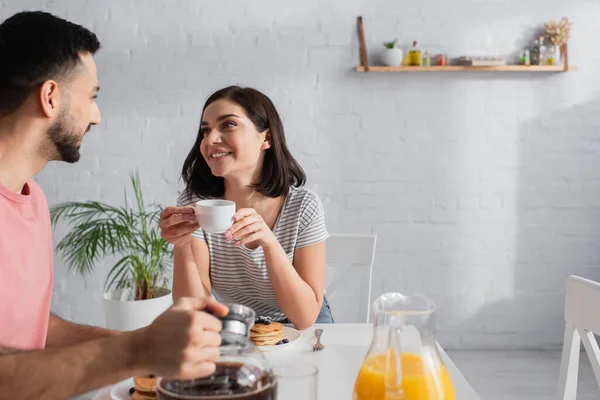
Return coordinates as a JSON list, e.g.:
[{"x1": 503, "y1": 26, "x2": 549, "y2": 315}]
[
  {"x1": 105, "y1": 255, "x2": 133, "y2": 292},
  {"x1": 383, "y1": 39, "x2": 397, "y2": 49},
  {"x1": 50, "y1": 172, "x2": 174, "y2": 300}
]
